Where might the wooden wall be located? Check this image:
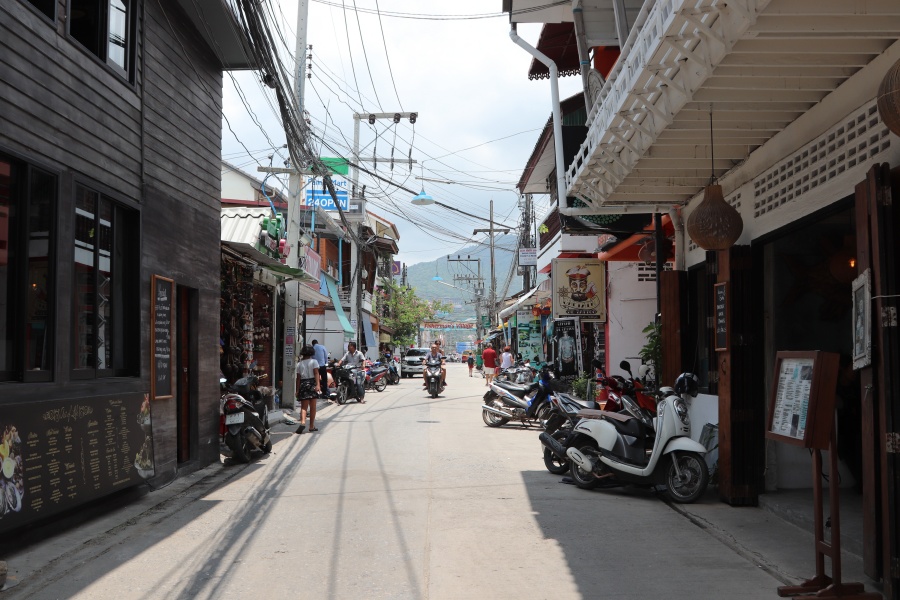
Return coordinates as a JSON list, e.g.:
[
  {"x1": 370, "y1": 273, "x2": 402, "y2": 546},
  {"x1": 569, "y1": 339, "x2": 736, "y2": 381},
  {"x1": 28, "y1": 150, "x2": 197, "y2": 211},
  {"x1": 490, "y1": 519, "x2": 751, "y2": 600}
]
[{"x1": 0, "y1": 1, "x2": 226, "y2": 475}]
